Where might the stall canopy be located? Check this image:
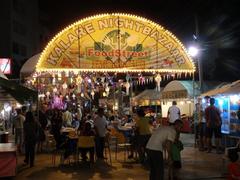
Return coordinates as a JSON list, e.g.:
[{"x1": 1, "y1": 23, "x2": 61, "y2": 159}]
[
  {"x1": 0, "y1": 77, "x2": 37, "y2": 104},
  {"x1": 20, "y1": 53, "x2": 40, "y2": 76},
  {"x1": 161, "y1": 80, "x2": 199, "y2": 100},
  {"x1": 201, "y1": 80, "x2": 240, "y2": 97},
  {"x1": 132, "y1": 89, "x2": 161, "y2": 106},
  {"x1": 0, "y1": 72, "x2": 16, "y2": 103},
  {"x1": 36, "y1": 13, "x2": 195, "y2": 74}
]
